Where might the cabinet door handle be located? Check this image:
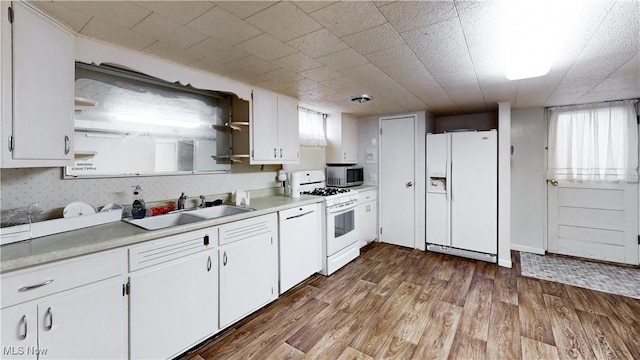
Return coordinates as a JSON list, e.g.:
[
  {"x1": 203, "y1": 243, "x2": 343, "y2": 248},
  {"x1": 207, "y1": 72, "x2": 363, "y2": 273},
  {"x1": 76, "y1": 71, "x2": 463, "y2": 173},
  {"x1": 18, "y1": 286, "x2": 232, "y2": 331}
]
[
  {"x1": 280, "y1": 148, "x2": 283, "y2": 158},
  {"x1": 45, "y1": 307, "x2": 53, "y2": 331},
  {"x1": 64, "y1": 135, "x2": 71, "y2": 155},
  {"x1": 343, "y1": 152, "x2": 346, "y2": 160},
  {"x1": 273, "y1": 148, "x2": 277, "y2": 158},
  {"x1": 19, "y1": 315, "x2": 27, "y2": 340},
  {"x1": 207, "y1": 256, "x2": 212, "y2": 272},
  {"x1": 19, "y1": 279, "x2": 54, "y2": 292},
  {"x1": 223, "y1": 251, "x2": 227, "y2": 266}
]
